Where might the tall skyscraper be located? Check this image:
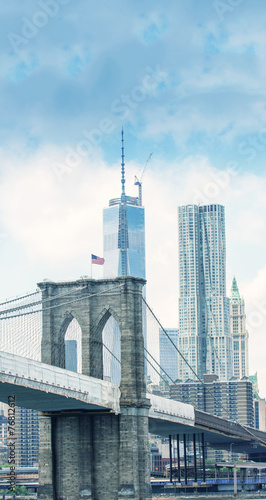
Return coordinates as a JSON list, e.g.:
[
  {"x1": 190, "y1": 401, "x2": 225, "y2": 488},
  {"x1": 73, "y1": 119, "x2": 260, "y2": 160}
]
[
  {"x1": 178, "y1": 204, "x2": 232, "y2": 382},
  {"x1": 230, "y1": 277, "x2": 249, "y2": 378},
  {"x1": 103, "y1": 130, "x2": 145, "y2": 279},
  {"x1": 103, "y1": 131, "x2": 146, "y2": 383}
]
